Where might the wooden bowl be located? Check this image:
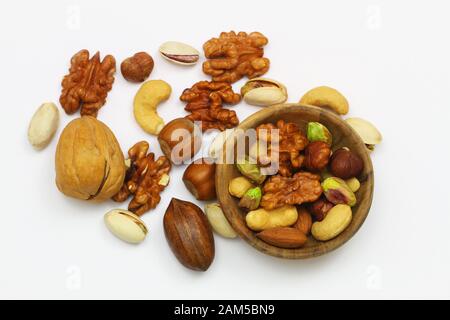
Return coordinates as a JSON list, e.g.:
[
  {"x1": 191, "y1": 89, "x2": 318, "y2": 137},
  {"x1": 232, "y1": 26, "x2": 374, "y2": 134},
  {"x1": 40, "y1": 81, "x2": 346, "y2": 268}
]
[{"x1": 215, "y1": 104, "x2": 374, "y2": 259}]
